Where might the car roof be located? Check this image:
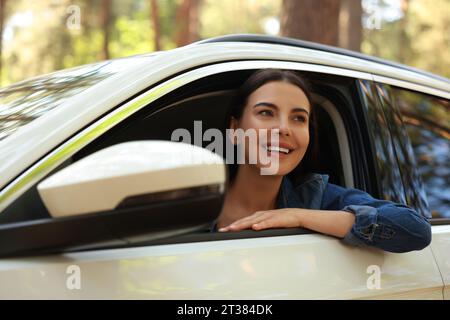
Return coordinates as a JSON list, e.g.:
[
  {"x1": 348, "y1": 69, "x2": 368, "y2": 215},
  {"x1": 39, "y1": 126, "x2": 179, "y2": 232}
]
[{"x1": 197, "y1": 34, "x2": 450, "y2": 84}]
